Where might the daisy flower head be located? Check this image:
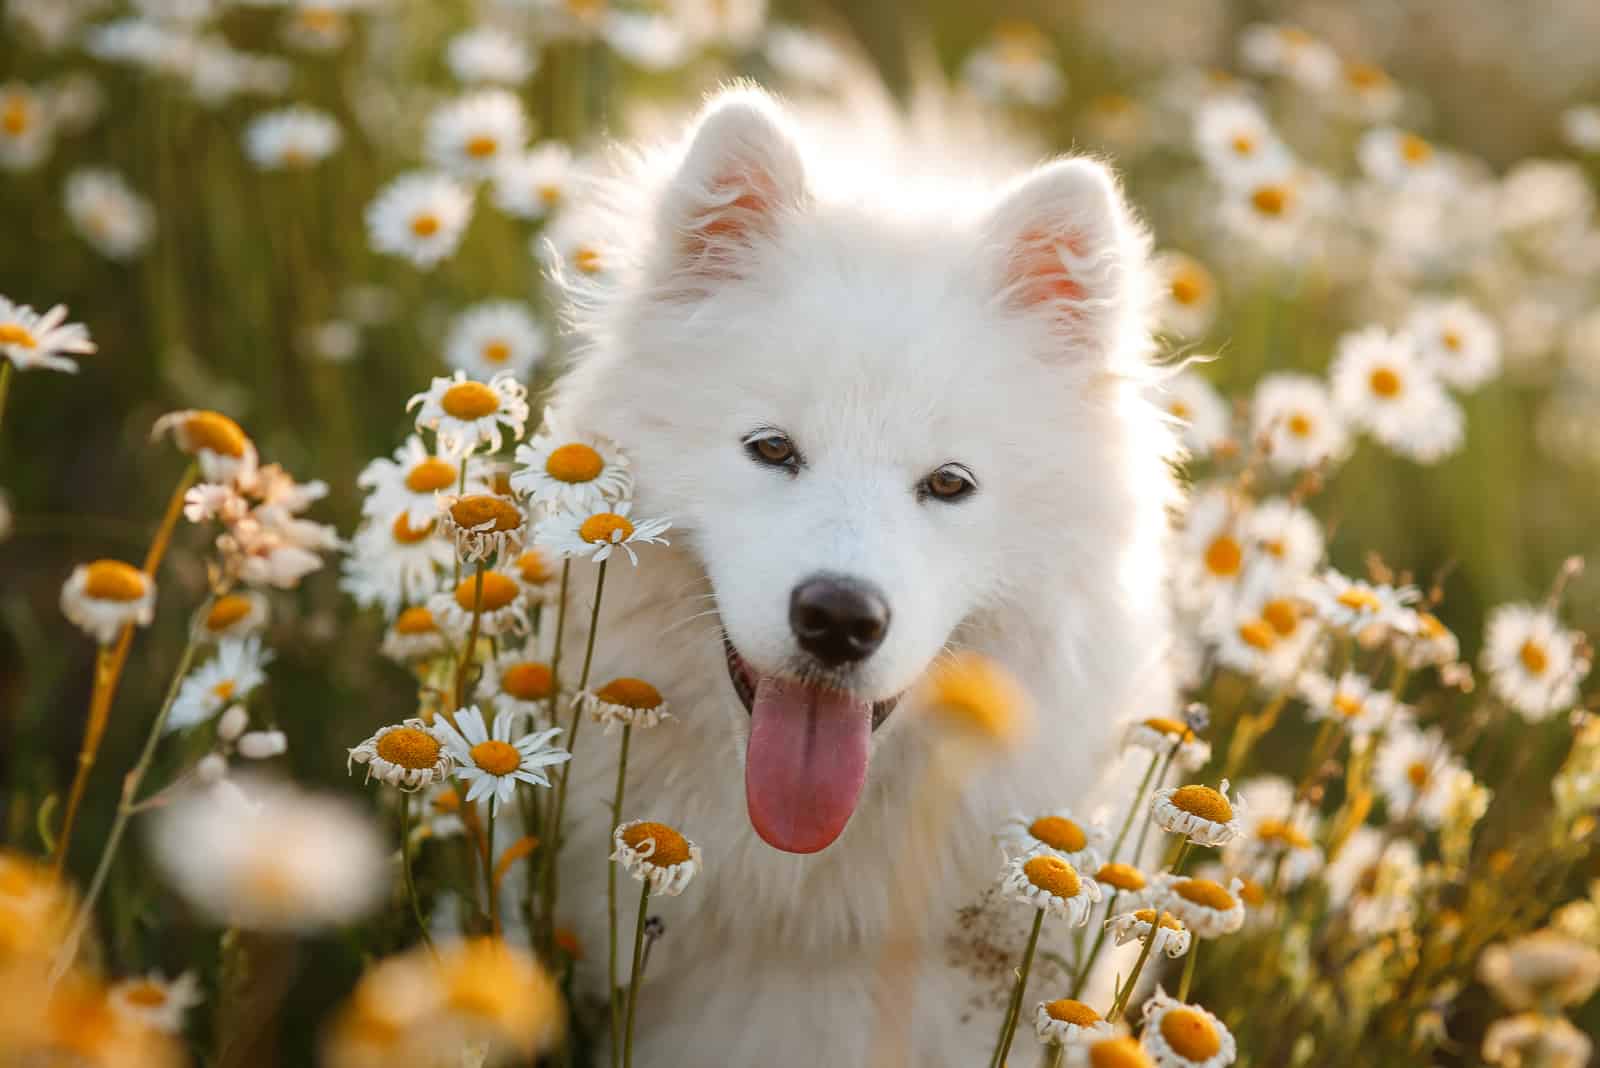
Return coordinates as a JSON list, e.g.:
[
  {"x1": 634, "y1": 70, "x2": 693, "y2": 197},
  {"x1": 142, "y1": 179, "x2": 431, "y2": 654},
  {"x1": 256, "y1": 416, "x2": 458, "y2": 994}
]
[
  {"x1": 1033, "y1": 997, "x2": 1114, "y2": 1047},
  {"x1": 1238, "y1": 23, "x2": 1338, "y2": 90},
  {"x1": 998, "y1": 853, "x2": 1102, "y2": 925},
  {"x1": 152, "y1": 409, "x2": 258, "y2": 483},
  {"x1": 380, "y1": 606, "x2": 450, "y2": 663},
  {"x1": 1357, "y1": 127, "x2": 1450, "y2": 190},
  {"x1": 1324, "y1": 827, "x2": 1420, "y2": 935},
  {"x1": 409, "y1": 371, "x2": 530, "y2": 456},
  {"x1": 1401, "y1": 609, "x2": 1460, "y2": 668},
  {"x1": 1482, "y1": 602, "x2": 1590, "y2": 721},
  {"x1": 917, "y1": 651, "x2": 1031, "y2": 748},
  {"x1": 438, "y1": 491, "x2": 527, "y2": 563},
  {"x1": 1176, "y1": 485, "x2": 1251, "y2": 611},
  {"x1": 604, "y1": 11, "x2": 694, "y2": 71},
  {"x1": 107, "y1": 971, "x2": 203, "y2": 1034},
  {"x1": 1299, "y1": 671, "x2": 1394, "y2": 735},
  {"x1": 535, "y1": 498, "x2": 670, "y2": 566},
  {"x1": 1330, "y1": 325, "x2": 1463, "y2": 463},
  {"x1": 1482, "y1": 1014, "x2": 1591, "y2": 1068},
  {"x1": 1152, "y1": 253, "x2": 1218, "y2": 339},
  {"x1": 1250, "y1": 373, "x2": 1348, "y2": 474},
  {"x1": 445, "y1": 301, "x2": 547, "y2": 383},
  {"x1": 167, "y1": 635, "x2": 272, "y2": 733},
  {"x1": 1561, "y1": 105, "x2": 1600, "y2": 154},
  {"x1": 1223, "y1": 776, "x2": 1323, "y2": 888},
  {"x1": 1094, "y1": 861, "x2": 1148, "y2": 897},
  {"x1": 1065, "y1": 1036, "x2": 1156, "y2": 1068},
  {"x1": 1193, "y1": 96, "x2": 1291, "y2": 187},
  {"x1": 580, "y1": 676, "x2": 671, "y2": 734},
  {"x1": 1205, "y1": 599, "x2": 1305, "y2": 684},
  {"x1": 1374, "y1": 722, "x2": 1462, "y2": 828},
  {"x1": 64, "y1": 167, "x2": 155, "y2": 260},
  {"x1": 425, "y1": 88, "x2": 528, "y2": 179},
  {"x1": 366, "y1": 171, "x2": 474, "y2": 270},
  {"x1": 1153, "y1": 370, "x2": 1229, "y2": 459},
  {"x1": 347, "y1": 718, "x2": 454, "y2": 791},
  {"x1": 1478, "y1": 930, "x2": 1600, "y2": 1011},
  {"x1": 511, "y1": 413, "x2": 632, "y2": 513},
  {"x1": 510, "y1": 546, "x2": 560, "y2": 600},
  {"x1": 1220, "y1": 168, "x2": 1328, "y2": 260},
  {"x1": 611, "y1": 819, "x2": 703, "y2": 897},
  {"x1": 60, "y1": 560, "x2": 156, "y2": 645},
  {"x1": 1406, "y1": 299, "x2": 1499, "y2": 391},
  {"x1": 243, "y1": 106, "x2": 341, "y2": 170},
  {"x1": 195, "y1": 591, "x2": 269, "y2": 642},
  {"x1": 357, "y1": 435, "x2": 485, "y2": 528},
  {"x1": 1140, "y1": 988, "x2": 1236, "y2": 1068},
  {"x1": 429, "y1": 567, "x2": 530, "y2": 638},
  {"x1": 446, "y1": 25, "x2": 535, "y2": 86},
  {"x1": 480, "y1": 650, "x2": 555, "y2": 723},
  {"x1": 764, "y1": 25, "x2": 847, "y2": 89},
  {"x1": 0, "y1": 297, "x2": 95, "y2": 373},
  {"x1": 1336, "y1": 59, "x2": 1401, "y2": 123},
  {"x1": 961, "y1": 21, "x2": 1066, "y2": 108},
  {"x1": 1303, "y1": 570, "x2": 1419, "y2": 637},
  {"x1": 1244, "y1": 498, "x2": 1323, "y2": 579},
  {"x1": 1123, "y1": 714, "x2": 1212, "y2": 772},
  {"x1": 998, "y1": 810, "x2": 1105, "y2": 872},
  {"x1": 1109, "y1": 908, "x2": 1192, "y2": 959},
  {"x1": 1155, "y1": 875, "x2": 1247, "y2": 938},
  {"x1": 1151, "y1": 780, "x2": 1244, "y2": 847},
  {"x1": 0, "y1": 81, "x2": 52, "y2": 171},
  {"x1": 492, "y1": 141, "x2": 574, "y2": 221},
  {"x1": 339, "y1": 510, "x2": 455, "y2": 618},
  {"x1": 432, "y1": 705, "x2": 569, "y2": 812}
]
